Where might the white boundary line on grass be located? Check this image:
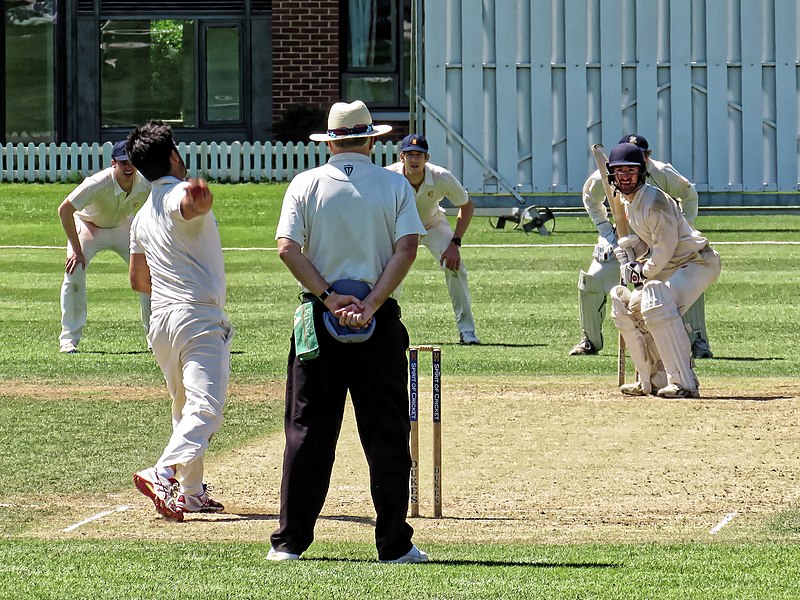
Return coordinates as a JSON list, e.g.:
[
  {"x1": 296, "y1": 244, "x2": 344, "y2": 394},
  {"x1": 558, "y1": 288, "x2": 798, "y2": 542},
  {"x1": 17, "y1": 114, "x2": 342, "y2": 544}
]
[
  {"x1": 63, "y1": 505, "x2": 129, "y2": 533},
  {"x1": 709, "y1": 511, "x2": 738, "y2": 535},
  {"x1": 2, "y1": 241, "x2": 799, "y2": 252}
]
